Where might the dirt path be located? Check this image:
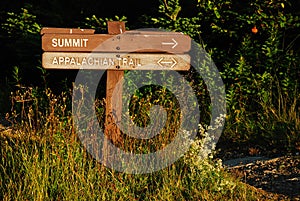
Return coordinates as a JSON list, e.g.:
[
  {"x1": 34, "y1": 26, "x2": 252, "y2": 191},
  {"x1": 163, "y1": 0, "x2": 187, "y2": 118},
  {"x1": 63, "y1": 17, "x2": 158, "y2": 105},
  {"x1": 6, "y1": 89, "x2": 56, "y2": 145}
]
[{"x1": 223, "y1": 155, "x2": 300, "y2": 200}]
